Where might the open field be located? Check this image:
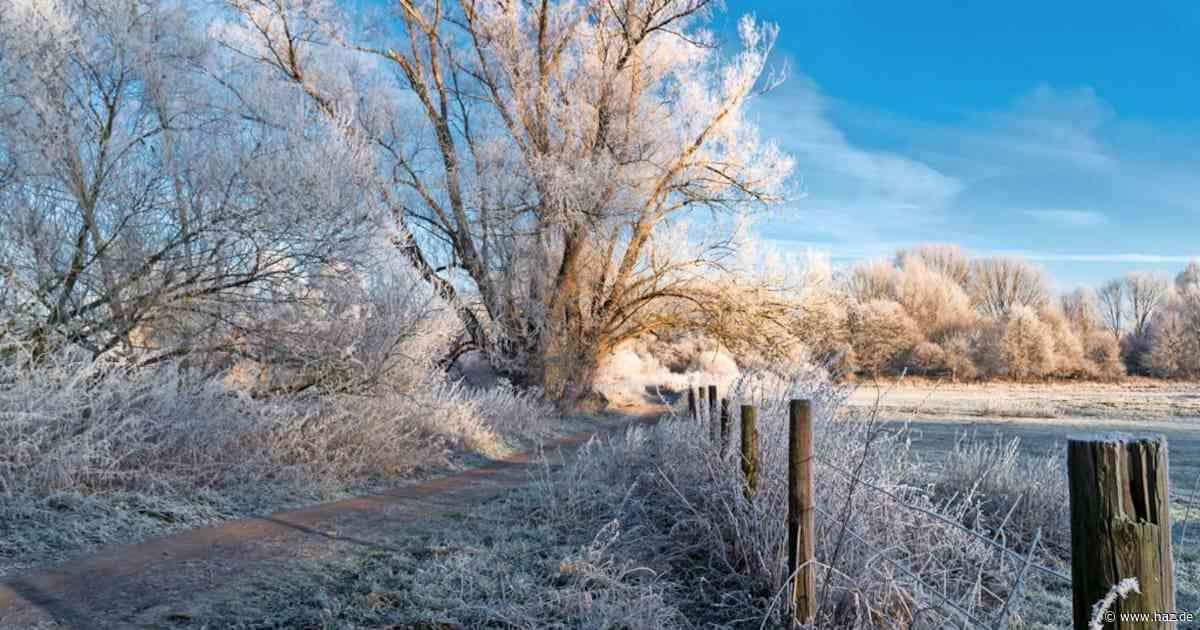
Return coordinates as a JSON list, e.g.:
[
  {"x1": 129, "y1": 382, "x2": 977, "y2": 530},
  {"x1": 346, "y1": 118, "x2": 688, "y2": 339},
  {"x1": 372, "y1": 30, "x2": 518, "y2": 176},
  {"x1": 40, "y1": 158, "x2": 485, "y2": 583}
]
[
  {"x1": 851, "y1": 379, "x2": 1200, "y2": 498},
  {"x1": 848, "y1": 379, "x2": 1200, "y2": 422},
  {"x1": 893, "y1": 418, "x2": 1200, "y2": 499}
]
